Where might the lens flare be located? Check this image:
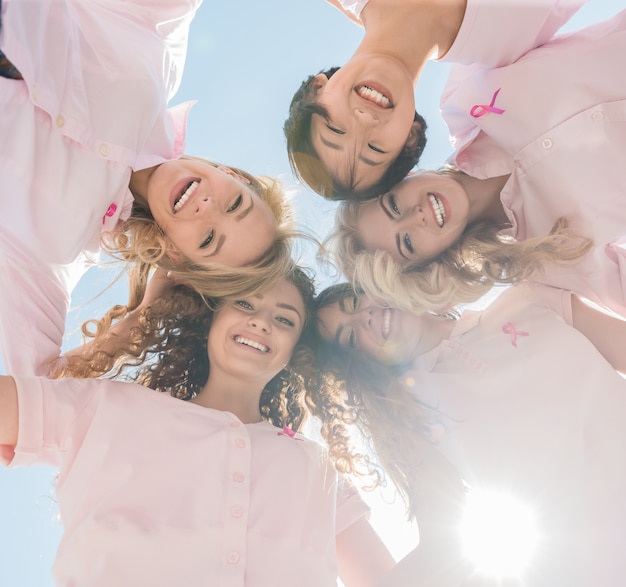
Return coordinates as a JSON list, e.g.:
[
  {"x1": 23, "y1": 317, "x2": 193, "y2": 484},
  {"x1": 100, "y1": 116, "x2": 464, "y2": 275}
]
[{"x1": 460, "y1": 489, "x2": 538, "y2": 577}]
